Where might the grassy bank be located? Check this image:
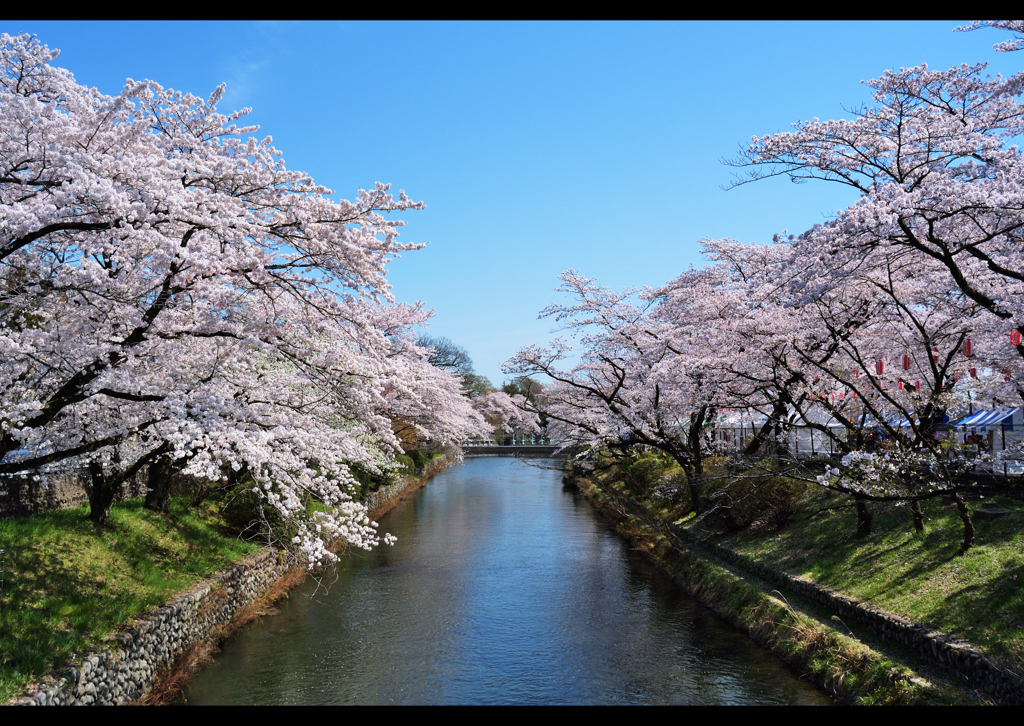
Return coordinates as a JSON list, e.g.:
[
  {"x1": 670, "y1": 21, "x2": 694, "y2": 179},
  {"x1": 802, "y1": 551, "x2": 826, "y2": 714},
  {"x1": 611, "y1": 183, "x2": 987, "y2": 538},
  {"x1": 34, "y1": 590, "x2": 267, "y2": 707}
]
[
  {"x1": 723, "y1": 491, "x2": 1024, "y2": 671},
  {"x1": 0, "y1": 499, "x2": 259, "y2": 703}
]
